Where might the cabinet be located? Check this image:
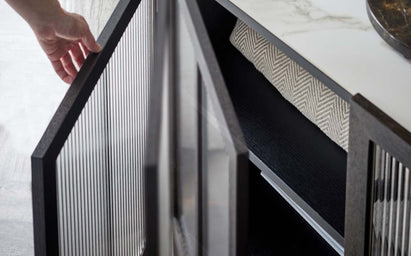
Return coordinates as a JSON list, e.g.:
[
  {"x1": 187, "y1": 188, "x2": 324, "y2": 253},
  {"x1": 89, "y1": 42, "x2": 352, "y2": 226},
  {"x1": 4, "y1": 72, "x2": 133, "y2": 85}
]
[{"x1": 31, "y1": 0, "x2": 411, "y2": 255}]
